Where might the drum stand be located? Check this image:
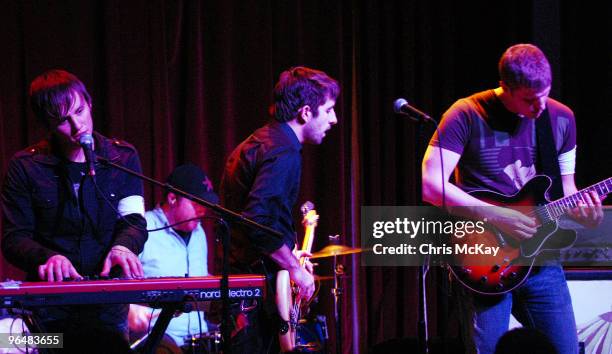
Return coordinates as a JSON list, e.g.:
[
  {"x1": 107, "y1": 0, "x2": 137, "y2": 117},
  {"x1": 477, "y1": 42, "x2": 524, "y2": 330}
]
[
  {"x1": 332, "y1": 253, "x2": 343, "y2": 354},
  {"x1": 310, "y1": 236, "x2": 362, "y2": 354}
]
